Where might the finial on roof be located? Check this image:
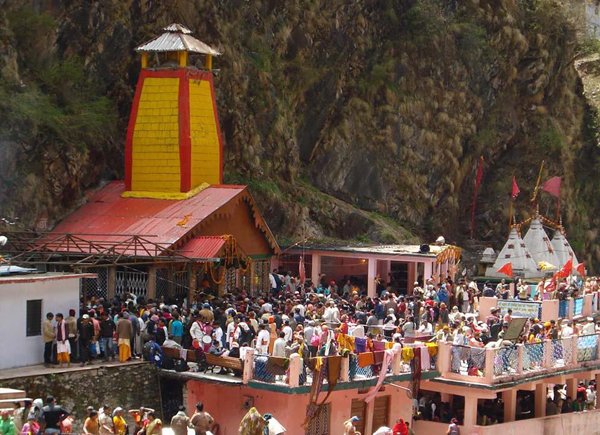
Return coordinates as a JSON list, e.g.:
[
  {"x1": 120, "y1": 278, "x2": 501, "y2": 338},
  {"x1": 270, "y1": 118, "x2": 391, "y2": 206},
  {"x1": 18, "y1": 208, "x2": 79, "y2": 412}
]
[
  {"x1": 136, "y1": 23, "x2": 221, "y2": 69},
  {"x1": 163, "y1": 23, "x2": 192, "y2": 34}
]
